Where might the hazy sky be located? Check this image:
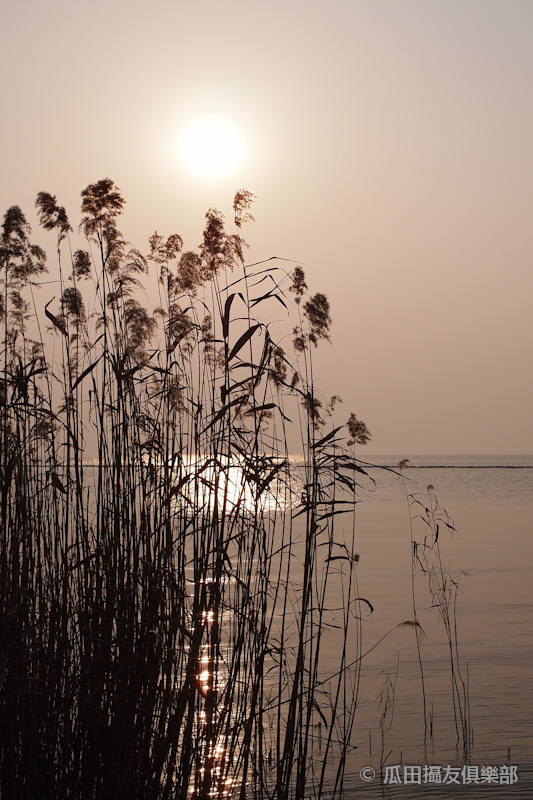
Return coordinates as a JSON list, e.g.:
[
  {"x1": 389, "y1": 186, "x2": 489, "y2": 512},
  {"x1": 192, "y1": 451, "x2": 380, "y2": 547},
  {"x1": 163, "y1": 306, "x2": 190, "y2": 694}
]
[{"x1": 1, "y1": 0, "x2": 532, "y2": 454}]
